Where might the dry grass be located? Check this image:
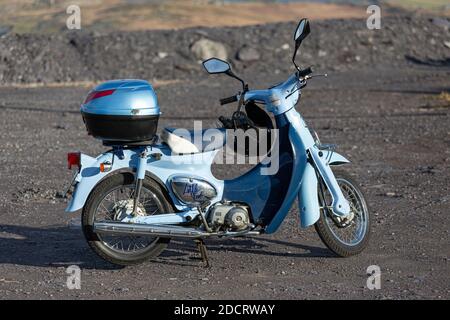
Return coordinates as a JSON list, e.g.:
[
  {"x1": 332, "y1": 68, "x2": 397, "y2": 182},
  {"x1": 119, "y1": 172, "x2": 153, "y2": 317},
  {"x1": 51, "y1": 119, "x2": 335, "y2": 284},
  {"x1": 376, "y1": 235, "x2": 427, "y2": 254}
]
[
  {"x1": 420, "y1": 92, "x2": 450, "y2": 111},
  {"x1": 0, "y1": 79, "x2": 180, "y2": 89},
  {"x1": 1, "y1": 0, "x2": 448, "y2": 34},
  {"x1": 0, "y1": 0, "x2": 366, "y2": 34},
  {"x1": 437, "y1": 92, "x2": 450, "y2": 107},
  {"x1": 387, "y1": 0, "x2": 450, "y2": 10}
]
